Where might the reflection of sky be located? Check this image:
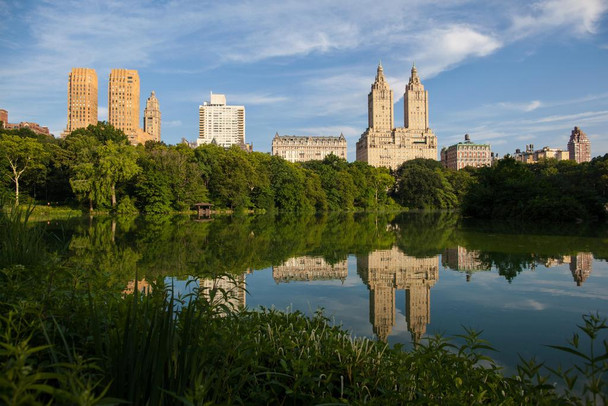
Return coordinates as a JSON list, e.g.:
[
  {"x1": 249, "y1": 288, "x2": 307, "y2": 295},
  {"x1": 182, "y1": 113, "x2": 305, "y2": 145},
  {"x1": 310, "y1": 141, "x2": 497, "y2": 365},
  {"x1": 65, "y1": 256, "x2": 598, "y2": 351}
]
[{"x1": 244, "y1": 251, "x2": 608, "y2": 374}]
